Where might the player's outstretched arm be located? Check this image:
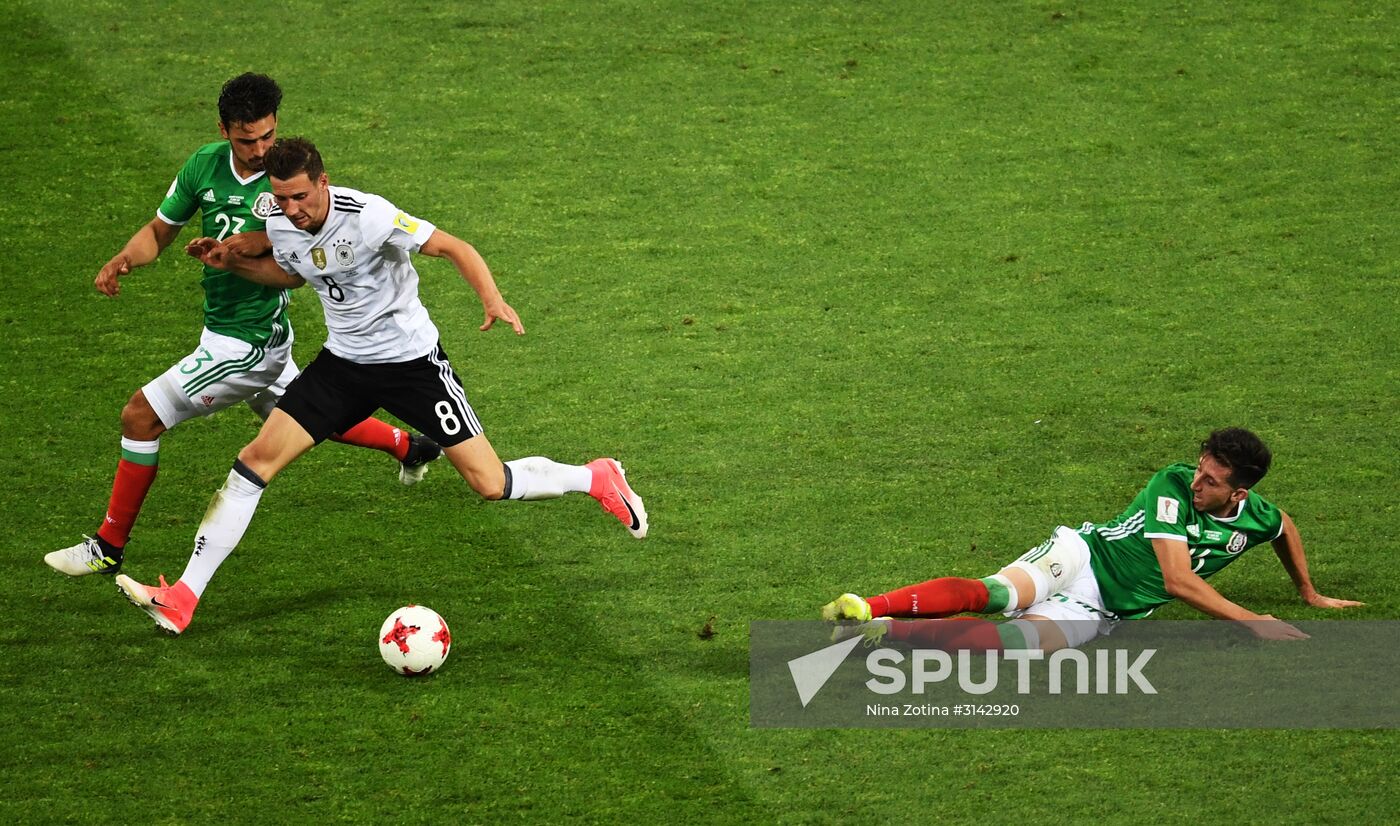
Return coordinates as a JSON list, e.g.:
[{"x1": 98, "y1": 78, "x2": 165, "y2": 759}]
[
  {"x1": 1153, "y1": 537, "x2": 1309, "y2": 640},
  {"x1": 95, "y1": 218, "x2": 182, "y2": 297},
  {"x1": 418, "y1": 229, "x2": 524, "y2": 335},
  {"x1": 184, "y1": 237, "x2": 305, "y2": 289},
  {"x1": 1271, "y1": 510, "x2": 1364, "y2": 609}
]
